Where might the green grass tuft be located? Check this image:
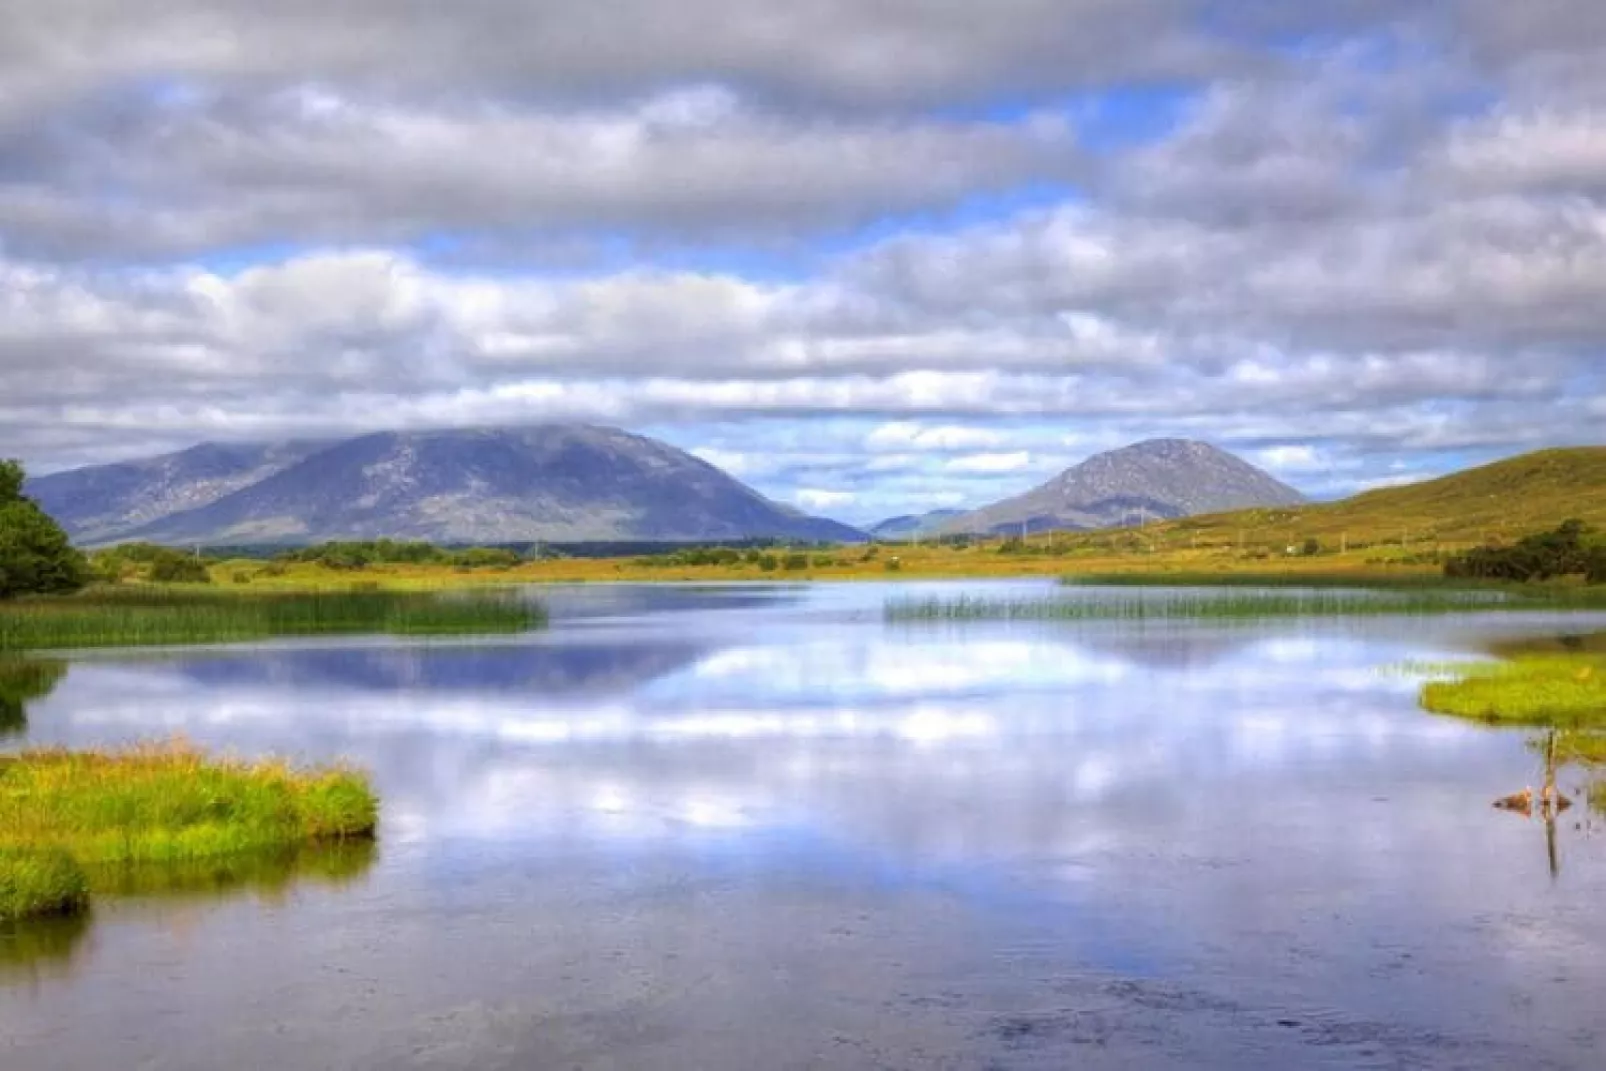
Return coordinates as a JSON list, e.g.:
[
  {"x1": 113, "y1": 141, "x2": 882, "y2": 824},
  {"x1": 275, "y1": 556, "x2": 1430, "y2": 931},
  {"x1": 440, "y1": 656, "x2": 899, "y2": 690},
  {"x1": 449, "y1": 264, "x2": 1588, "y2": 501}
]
[
  {"x1": 0, "y1": 848, "x2": 89, "y2": 922},
  {"x1": 0, "y1": 742, "x2": 379, "y2": 921}
]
